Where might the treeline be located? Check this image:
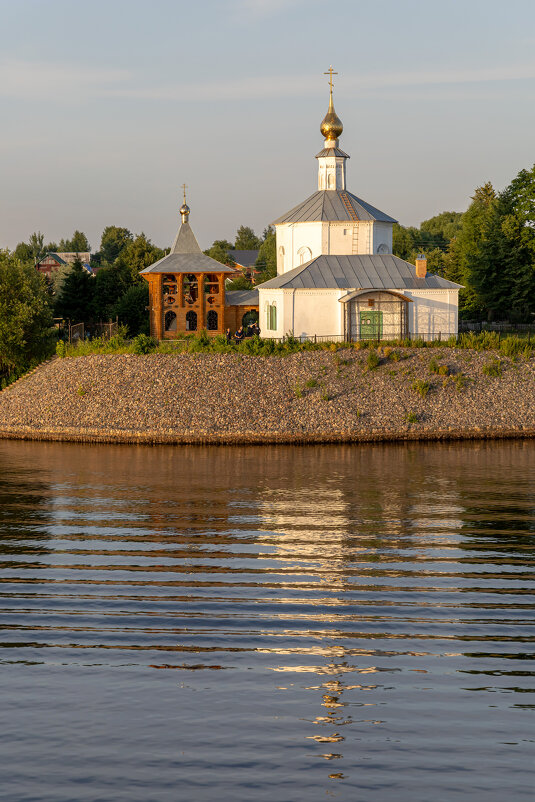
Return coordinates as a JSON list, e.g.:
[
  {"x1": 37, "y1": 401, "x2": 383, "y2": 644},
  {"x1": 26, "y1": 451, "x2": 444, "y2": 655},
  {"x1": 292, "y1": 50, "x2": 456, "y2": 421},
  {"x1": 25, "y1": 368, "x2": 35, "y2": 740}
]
[
  {"x1": 12, "y1": 226, "x2": 166, "y2": 336},
  {"x1": 204, "y1": 224, "x2": 276, "y2": 288},
  {"x1": 393, "y1": 164, "x2": 535, "y2": 321}
]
